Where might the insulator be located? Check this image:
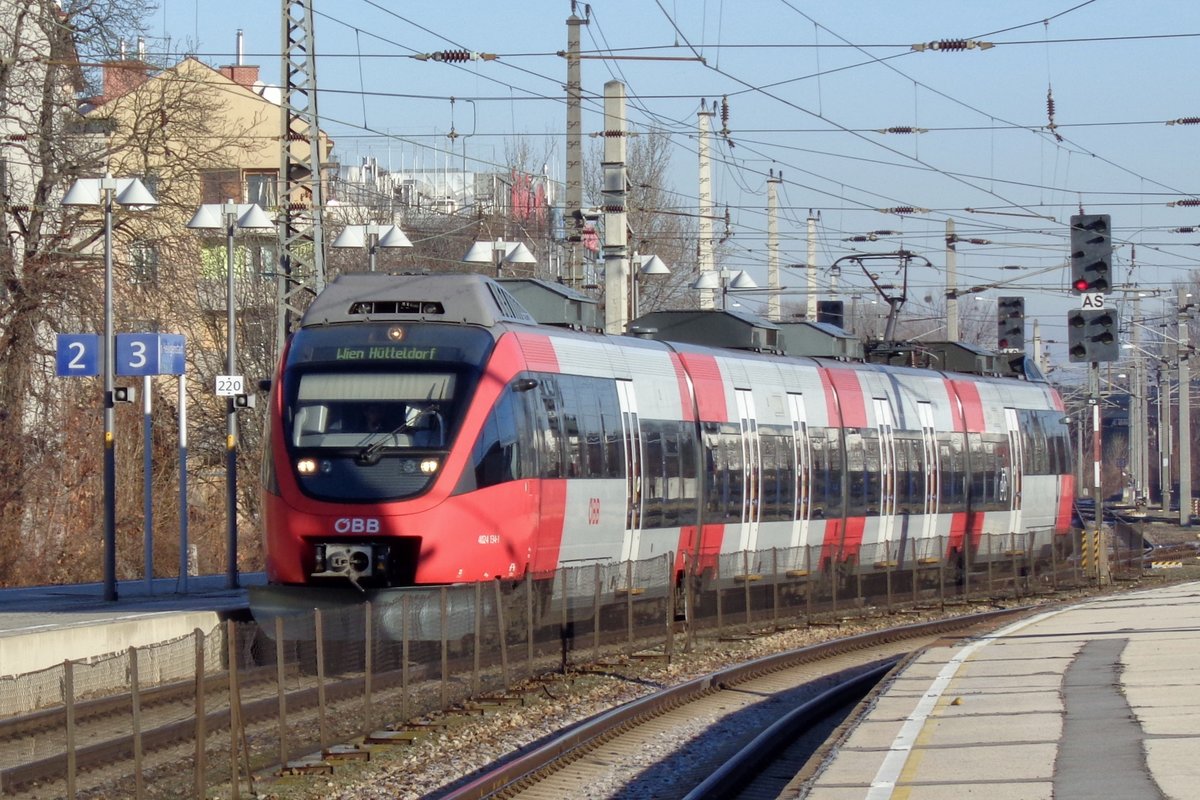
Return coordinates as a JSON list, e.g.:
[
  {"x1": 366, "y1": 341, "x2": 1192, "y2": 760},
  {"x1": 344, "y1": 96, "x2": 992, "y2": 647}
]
[
  {"x1": 1046, "y1": 89, "x2": 1056, "y2": 120},
  {"x1": 433, "y1": 50, "x2": 472, "y2": 62},
  {"x1": 1168, "y1": 117, "x2": 1200, "y2": 126},
  {"x1": 886, "y1": 206, "x2": 919, "y2": 214},
  {"x1": 883, "y1": 126, "x2": 924, "y2": 134},
  {"x1": 720, "y1": 96, "x2": 730, "y2": 126},
  {"x1": 932, "y1": 39, "x2": 968, "y2": 51},
  {"x1": 1170, "y1": 199, "x2": 1200, "y2": 207},
  {"x1": 1172, "y1": 227, "x2": 1197, "y2": 233}
]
